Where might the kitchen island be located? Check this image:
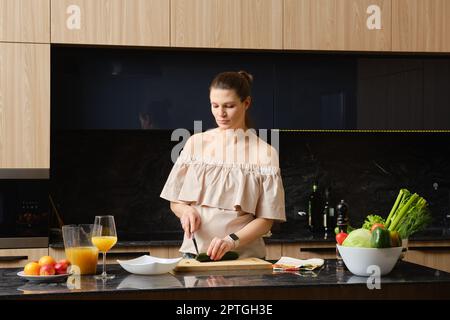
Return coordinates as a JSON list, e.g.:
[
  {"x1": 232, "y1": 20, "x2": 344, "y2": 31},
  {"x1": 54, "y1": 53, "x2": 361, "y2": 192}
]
[{"x1": 1, "y1": 260, "x2": 450, "y2": 300}]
